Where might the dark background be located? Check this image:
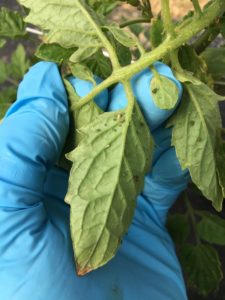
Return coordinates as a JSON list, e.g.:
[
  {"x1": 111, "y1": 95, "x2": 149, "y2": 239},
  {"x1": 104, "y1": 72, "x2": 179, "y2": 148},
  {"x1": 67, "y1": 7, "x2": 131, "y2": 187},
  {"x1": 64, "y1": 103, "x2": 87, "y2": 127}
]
[{"x1": 1, "y1": 0, "x2": 225, "y2": 299}]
